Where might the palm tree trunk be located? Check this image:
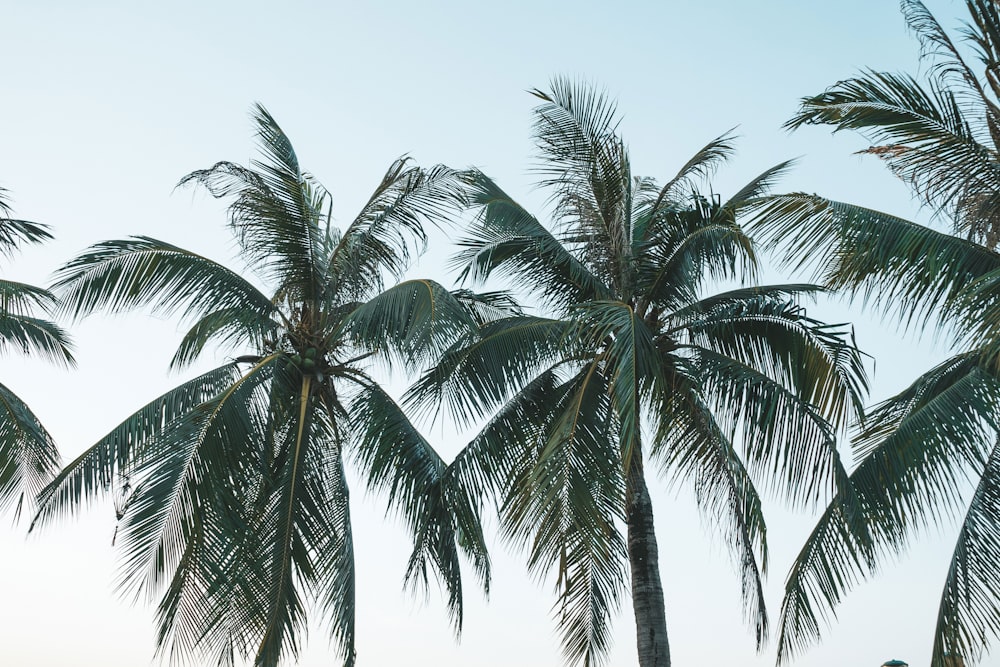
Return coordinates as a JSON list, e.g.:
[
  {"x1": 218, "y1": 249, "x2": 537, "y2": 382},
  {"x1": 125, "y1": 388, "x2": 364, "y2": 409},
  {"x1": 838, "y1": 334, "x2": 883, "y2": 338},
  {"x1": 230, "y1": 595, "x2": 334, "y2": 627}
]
[{"x1": 627, "y1": 451, "x2": 670, "y2": 667}]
